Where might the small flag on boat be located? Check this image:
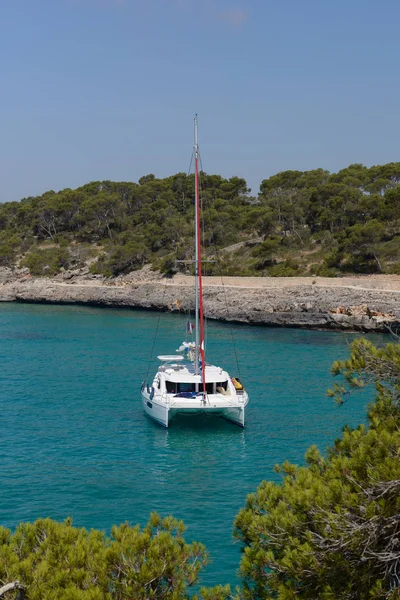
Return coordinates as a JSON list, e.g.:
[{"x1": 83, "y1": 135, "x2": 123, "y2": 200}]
[{"x1": 186, "y1": 320, "x2": 195, "y2": 334}]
